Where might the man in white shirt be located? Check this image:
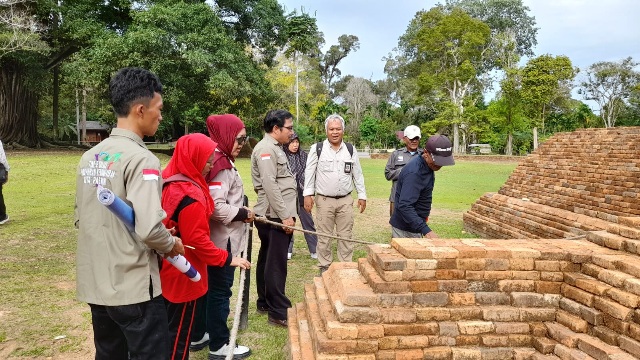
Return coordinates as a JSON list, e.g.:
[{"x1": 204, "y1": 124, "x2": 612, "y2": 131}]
[{"x1": 303, "y1": 114, "x2": 367, "y2": 274}]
